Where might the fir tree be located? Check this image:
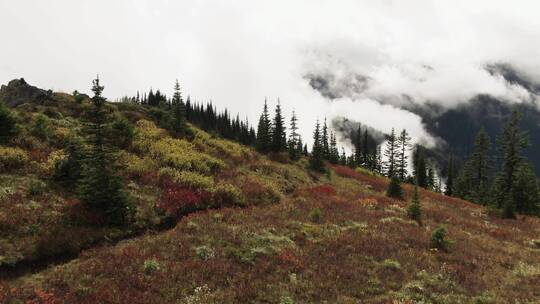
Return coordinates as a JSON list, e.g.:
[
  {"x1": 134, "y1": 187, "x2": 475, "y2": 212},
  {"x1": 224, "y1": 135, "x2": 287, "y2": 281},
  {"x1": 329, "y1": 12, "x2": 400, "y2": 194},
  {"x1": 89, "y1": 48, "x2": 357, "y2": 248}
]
[
  {"x1": 383, "y1": 128, "x2": 398, "y2": 177},
  {"x1": 271, "y1": 100, "x2": 287, "y2": 153},
  {"x1": 310, "y1": 119, "x2": 325, "y2": 172},
  {"x1": 492, "y1": 109, "x2": 530, "y2": 218},
  {"x1": 455, "y1": 128, "x2": 492, "y2": 204},
  {"x1": 256, "y1": 99, "x2": 272, "y2": 153},
  {"x1": 171, "y1": 79, "x2": 187, "y2": 135},
  {"x1": 386, "y1": 175, "x2": 403, "y2": 199},
  {"x1": 353, "y1": 126, "x2": 362, "y2": 166},
  {"x1": 408, "y1": 185, "x2": 422, "y2": 225},
  {"x1": 396, "y1": 129, "x2": 412, "y2": 181},
  {"x1": 413, "y1": 145, "x2": 428, "y2": 188},
  {"x1": 78, "y1": 76, "x2": 130, "y2": 226},
  {"x1": 340, "y1": 147, "x2": 347, "y2": 166},
  {"x1": 444, "y1": 154, "x2": 455, "y2": 196},
  {"x1": 322, "y1": 118, "x2": 329, "y2": 159},
  {"x1": 288, "y1": 110, "x2": 301, "y2": 160}
]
